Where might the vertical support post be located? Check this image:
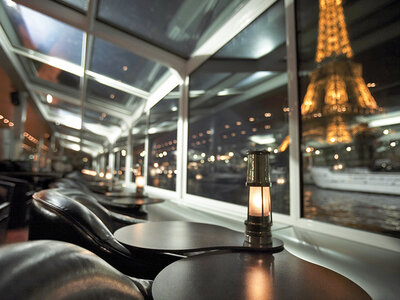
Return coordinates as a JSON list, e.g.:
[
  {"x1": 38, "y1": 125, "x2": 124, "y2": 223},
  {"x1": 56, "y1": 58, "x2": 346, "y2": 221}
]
[
  {"x1": 143, "y1": 110, "x2": 150, "y2": 186},
  {"x1": 108, "y1": 146, "x2": 114, "y2": 181},
  {"x1": 285, "y1": 0, "x2": 301, "y2": 221},
  {"x1": 11, "y1": 91, "x2": 27, "y2": 160},
  {"x1": 176, "y1": 75, "x2": 189, "y2": 200},
  {"x1": 125, "y1": 127, "x2": 133, "y2": 185}
]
